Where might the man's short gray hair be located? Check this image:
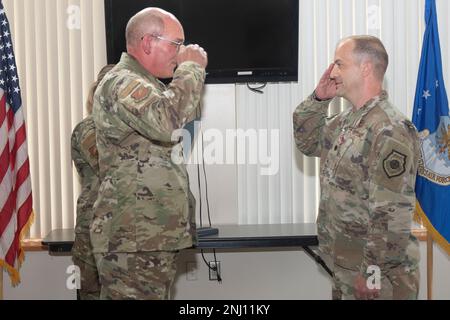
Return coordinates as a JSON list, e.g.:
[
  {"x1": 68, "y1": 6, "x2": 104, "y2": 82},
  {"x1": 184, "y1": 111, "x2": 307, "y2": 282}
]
[
  {"x1": 125, "y1": 8, "x2": 165, "y2": 49},
  {"x1": 342, "y1": 35, "x2": 389, "y2": 80}
]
